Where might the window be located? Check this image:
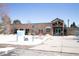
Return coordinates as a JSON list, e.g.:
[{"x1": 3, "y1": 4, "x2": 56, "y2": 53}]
[
  {"x1": 46, "y1": 28, "x2": 51, "y2": 32},
  {"x1": 39, "y1": 29, "x2": 43, "y2": 33}
]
